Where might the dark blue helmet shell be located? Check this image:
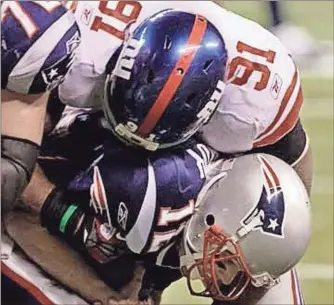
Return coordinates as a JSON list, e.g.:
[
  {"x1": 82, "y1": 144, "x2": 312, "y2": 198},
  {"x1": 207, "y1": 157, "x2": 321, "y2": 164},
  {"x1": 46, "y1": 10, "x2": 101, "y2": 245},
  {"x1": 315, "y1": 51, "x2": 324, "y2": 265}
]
[{"x1": 103, "y1": 9, "x2": 228, "y2": 150}]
